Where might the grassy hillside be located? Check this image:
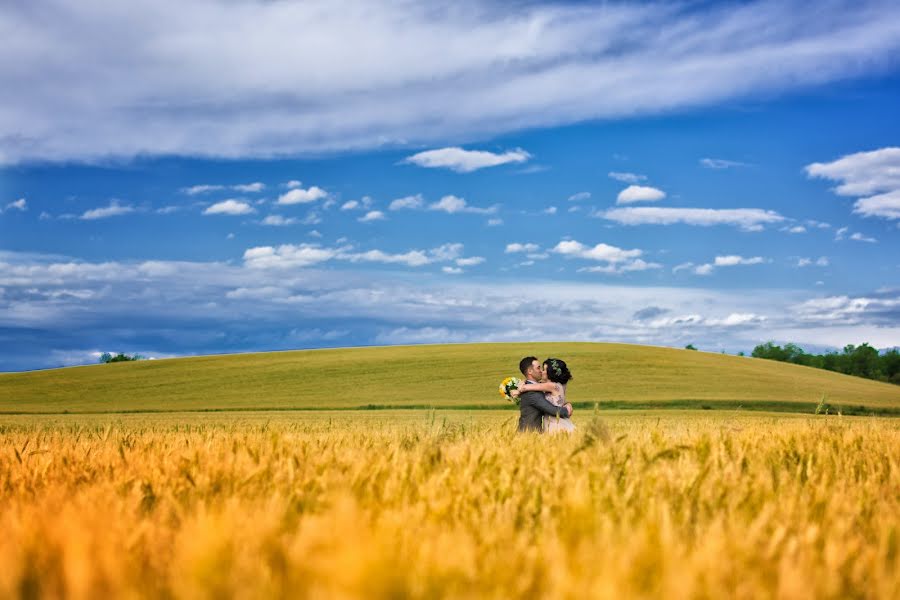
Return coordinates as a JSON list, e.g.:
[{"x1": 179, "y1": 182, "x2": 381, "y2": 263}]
[{"x1": 0, "y1": 342, "x2": 897, "y2": 414}]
